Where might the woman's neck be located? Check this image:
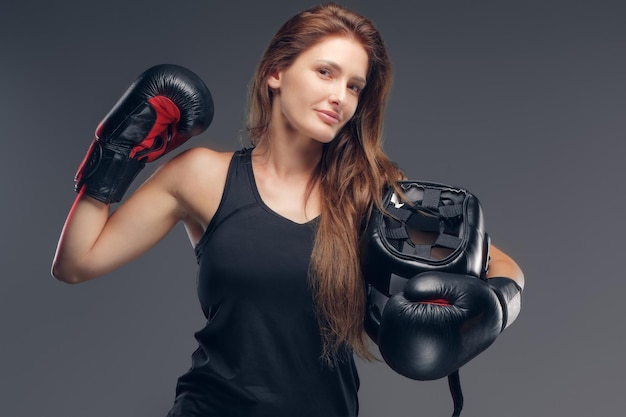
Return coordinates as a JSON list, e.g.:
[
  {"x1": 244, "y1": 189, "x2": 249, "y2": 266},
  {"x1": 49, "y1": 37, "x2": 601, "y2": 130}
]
[
  {"x1": 250, "y1": 129, "x2": 323, "y2": 224},
  {"x1": 252, "y1": 128, "x2": 323, "y2": 181}
]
